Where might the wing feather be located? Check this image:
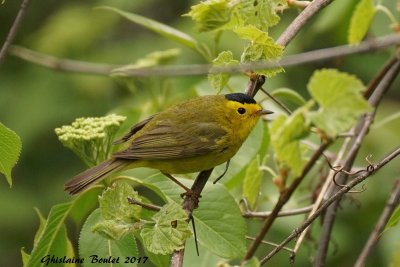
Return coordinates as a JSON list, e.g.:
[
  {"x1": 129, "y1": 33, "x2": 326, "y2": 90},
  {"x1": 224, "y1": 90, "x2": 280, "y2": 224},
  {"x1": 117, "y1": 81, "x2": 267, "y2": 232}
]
[
  {"x1": 113, "y1": 115, "x2": 156, "y2": 145},
  {"x1": 113, "y1": 122, "x2": 228, "y2": 160}
]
